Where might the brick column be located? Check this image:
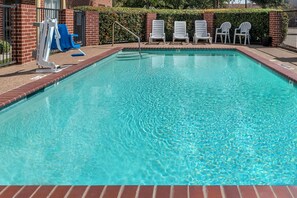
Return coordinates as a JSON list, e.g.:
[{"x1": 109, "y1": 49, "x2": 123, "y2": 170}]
[
  {"x1": 60, "y1": 9, "x2": 74, "y2": 34},
  {"x1": 203, "y1": 12, "x2": 214, "y2": 38},
  {"x1": 269, "y1": 11, "x2": 282, "y2": 47},
  {"x1": 85, "y1": 11, "x2": 99, "y2": 46},
  {"x1": 146, "y1": 13, "x2": 157, "y2": 42},
  {"x1": 11, "y1": 4, "x2": 37, "y2": 64}
]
